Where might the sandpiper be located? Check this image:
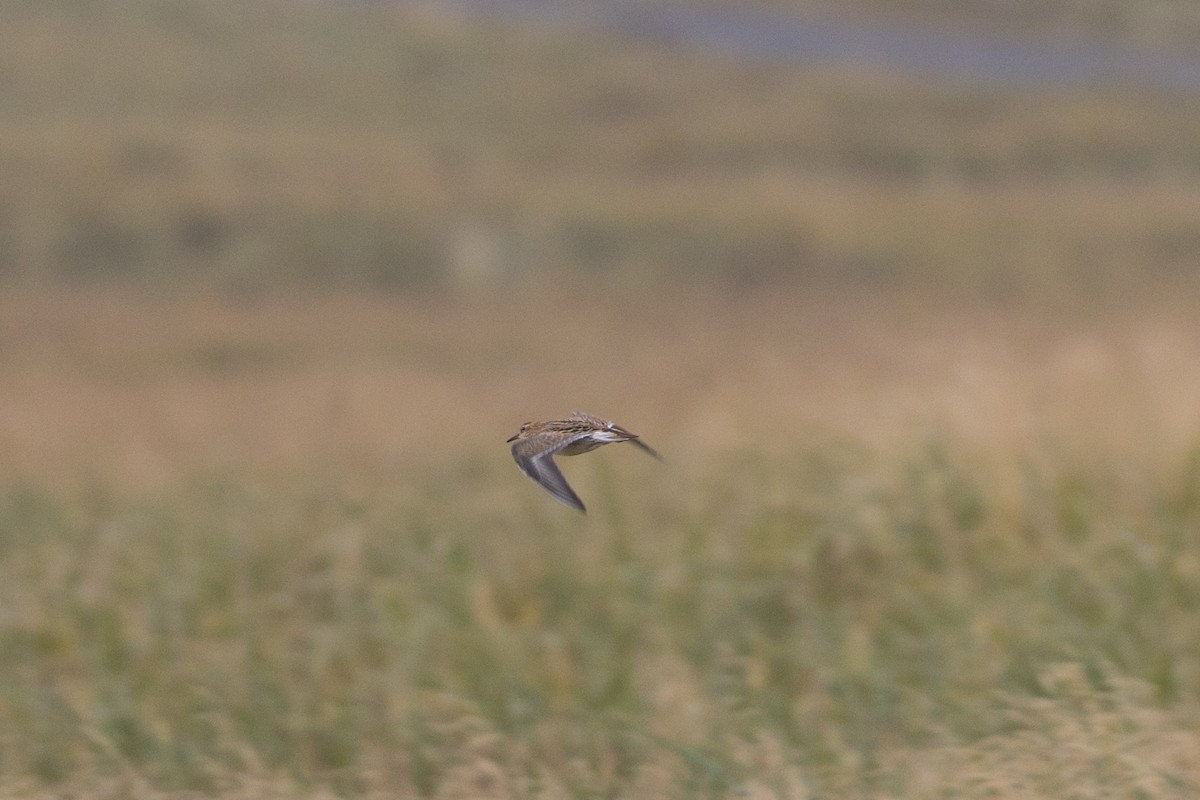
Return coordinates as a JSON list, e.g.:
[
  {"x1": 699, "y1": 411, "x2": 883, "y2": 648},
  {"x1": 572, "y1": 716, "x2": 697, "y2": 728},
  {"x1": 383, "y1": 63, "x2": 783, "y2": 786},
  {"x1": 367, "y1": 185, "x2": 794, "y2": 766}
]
[{"x1": 506, "y1": 411, "x2": 660, "y2": 513}]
